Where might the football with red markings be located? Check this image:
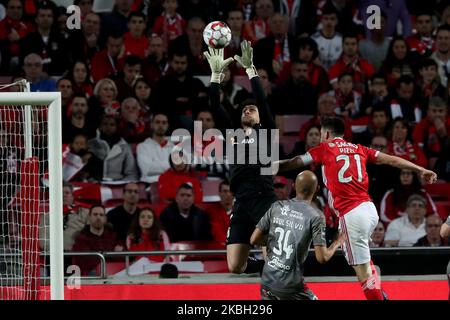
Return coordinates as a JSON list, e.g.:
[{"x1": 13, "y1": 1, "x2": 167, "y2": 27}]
[{"x1": 203, "y1": 21, "x2": 232, "y2": 49}]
